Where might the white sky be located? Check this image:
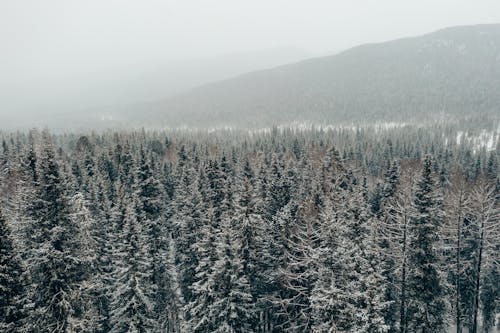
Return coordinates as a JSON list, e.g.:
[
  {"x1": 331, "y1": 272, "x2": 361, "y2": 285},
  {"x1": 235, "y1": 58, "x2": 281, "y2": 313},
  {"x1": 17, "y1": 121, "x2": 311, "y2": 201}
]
[{"x1": 1, "y1": 0, "x2": 499, "y2": 116}]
